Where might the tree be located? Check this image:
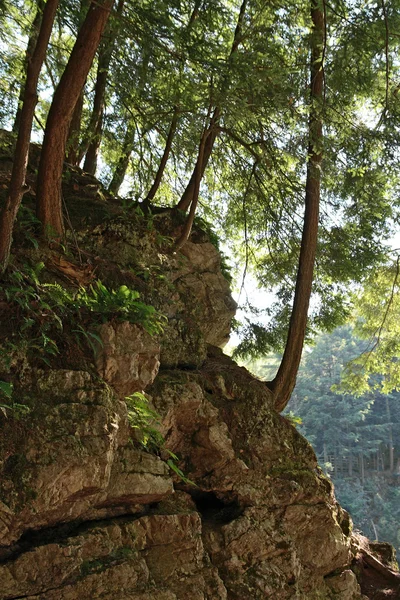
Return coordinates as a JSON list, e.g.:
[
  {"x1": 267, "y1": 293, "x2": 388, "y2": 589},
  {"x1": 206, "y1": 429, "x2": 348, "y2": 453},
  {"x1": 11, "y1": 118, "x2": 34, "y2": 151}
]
[
  {"x1": 141, "y1": 0, "x2": 202, "y2": 207},
  {"x1": 12, "y1": 0, "x2": 45, "y2": 133},
  {"x1": 36, "y1": 0, "x2": 115, "y2": 239},
  {"x1": 108, "y1": 117, "x2": 135, "y2": 196},
  {"x1": 81, "y1": 0, "x2": 125, "y2": 174},
  {"x1": 0, "y1": 0, "x2": 399, "y2": 418},
  {"x1": 267, "y1": 0, "x2": 325, "y2": 411},
  {"x1": 286, "y1": 325, "x2": 400, "y2": 554},
  {"x1": 340, "y1": 260, "x2": 400, "y2": 395},
  {"x1": 65, "y1": 0, "x2": 90, "y2": 166},
  {"x1": 0, "y1": 0, "x2": 59, "y2": 271},
  {"x1": 175, "y1": 0, "x2": 248, "y2": 213}
]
